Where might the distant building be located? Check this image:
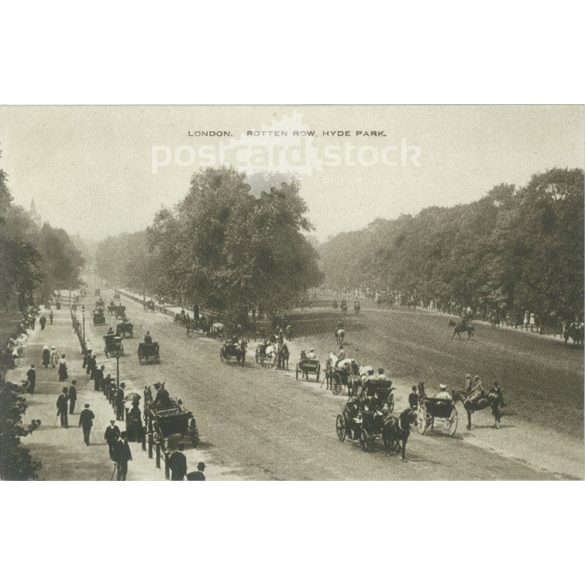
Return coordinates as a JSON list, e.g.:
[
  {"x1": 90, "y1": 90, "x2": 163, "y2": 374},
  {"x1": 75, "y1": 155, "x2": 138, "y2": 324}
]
[{"x1": 29, "y1": 198, "x2": 41, "y2": 225}]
